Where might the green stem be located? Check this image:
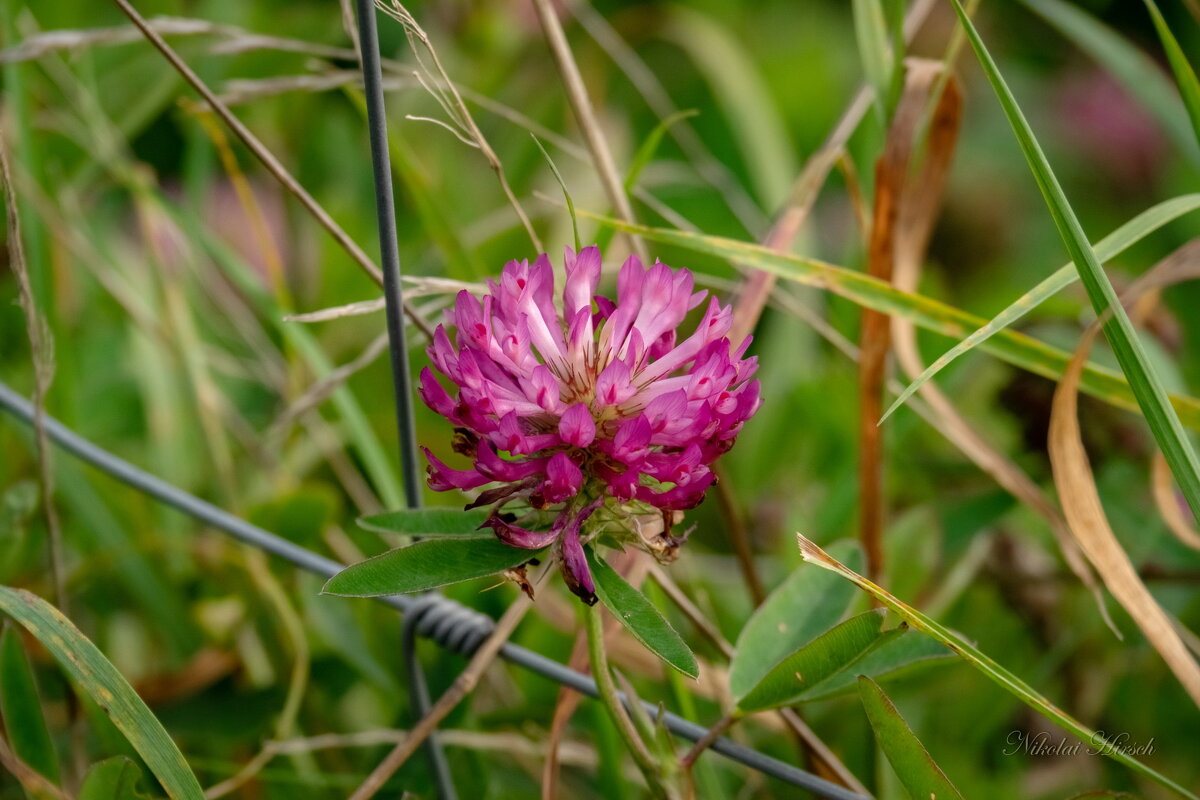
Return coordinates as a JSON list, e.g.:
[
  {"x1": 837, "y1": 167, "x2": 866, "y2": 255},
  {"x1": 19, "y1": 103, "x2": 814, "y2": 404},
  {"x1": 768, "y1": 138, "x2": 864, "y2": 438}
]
[{"x1": 585, "y1": 603, "x2": 671, "y2": 800}]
